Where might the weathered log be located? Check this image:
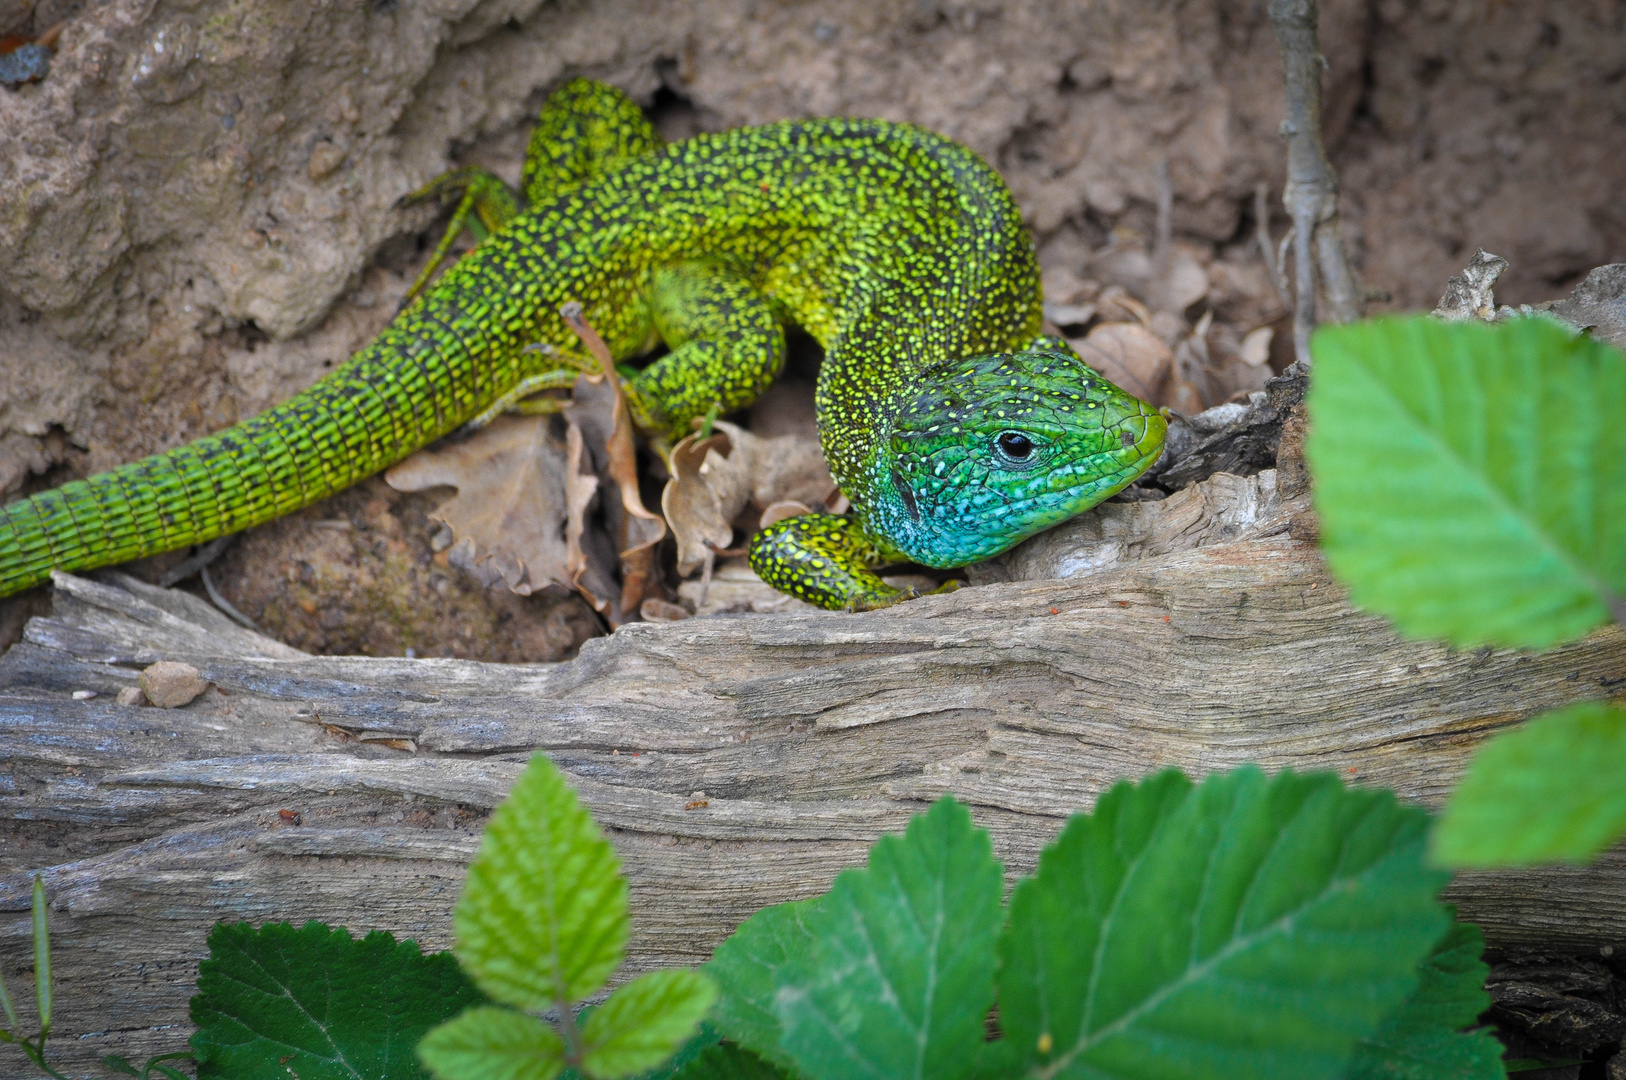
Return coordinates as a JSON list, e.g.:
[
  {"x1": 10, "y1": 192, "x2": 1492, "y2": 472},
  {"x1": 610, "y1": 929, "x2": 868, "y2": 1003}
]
[{"x1": 2, "y1": 531, "x2": 1624, "y2": 1070}]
